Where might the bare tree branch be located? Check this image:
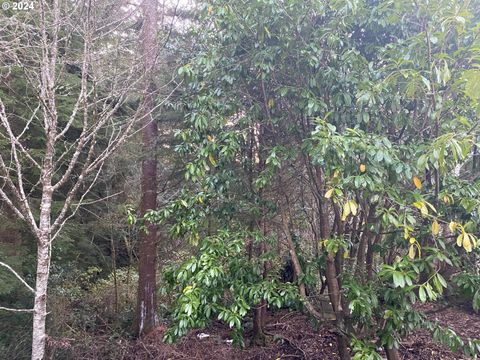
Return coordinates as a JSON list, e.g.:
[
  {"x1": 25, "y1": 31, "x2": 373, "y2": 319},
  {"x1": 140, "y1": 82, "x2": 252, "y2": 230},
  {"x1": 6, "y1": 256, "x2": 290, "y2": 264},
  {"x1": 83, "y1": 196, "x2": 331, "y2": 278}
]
[
  {"x1": 0, "y1": 306, "x2": 34, "y2": 313},
  {"x1": 0, "y1": 261, "x2": 35, "y2": 293}
]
